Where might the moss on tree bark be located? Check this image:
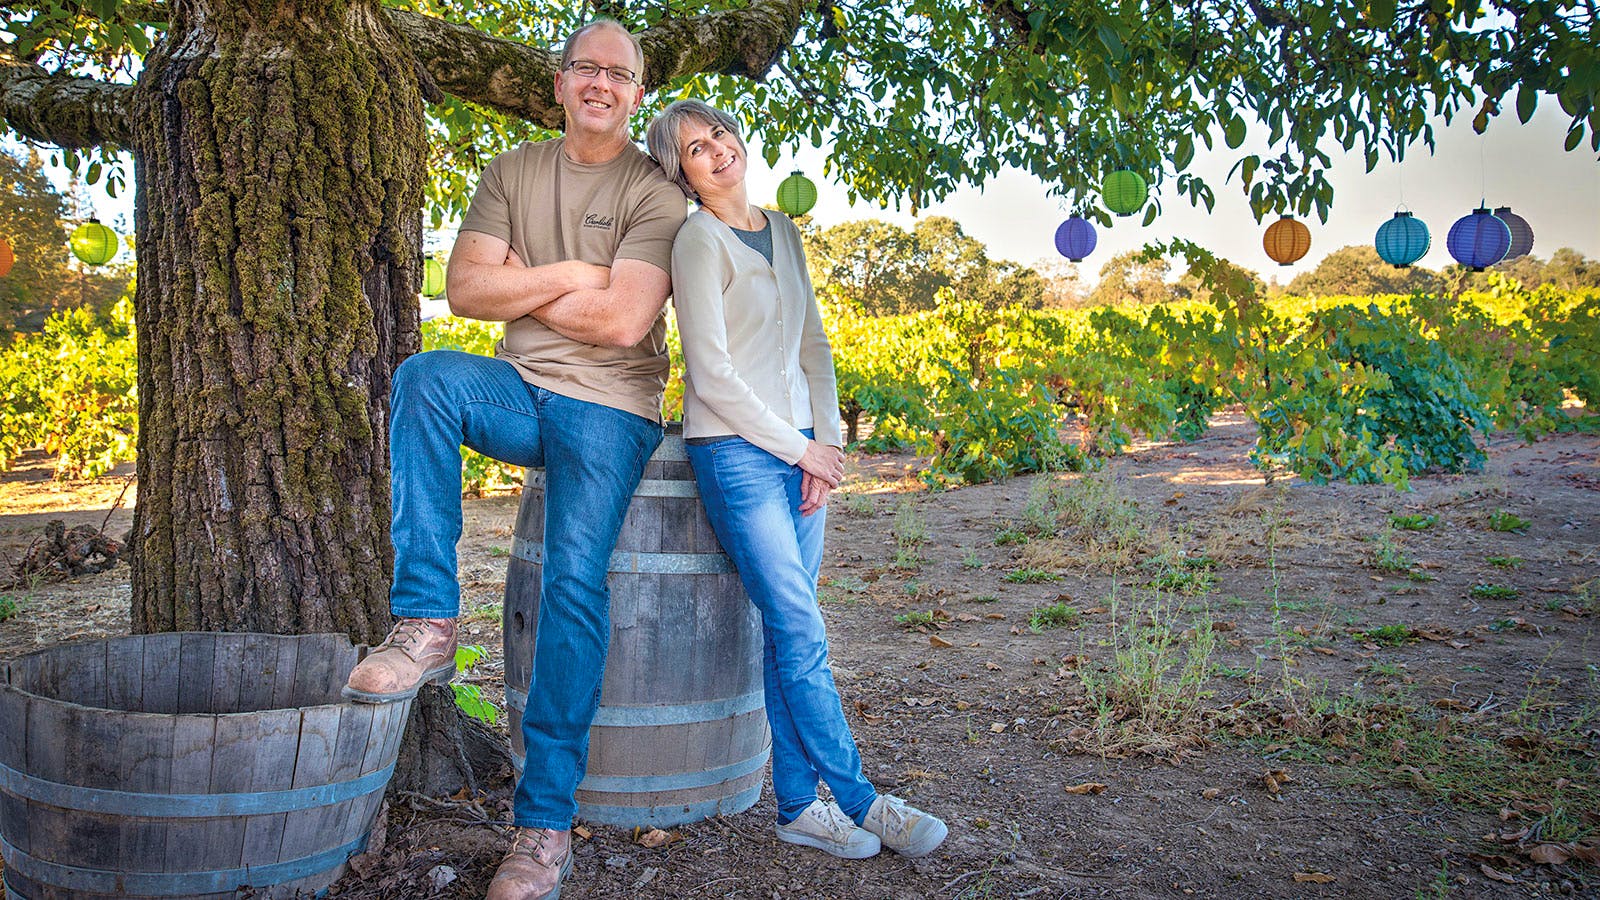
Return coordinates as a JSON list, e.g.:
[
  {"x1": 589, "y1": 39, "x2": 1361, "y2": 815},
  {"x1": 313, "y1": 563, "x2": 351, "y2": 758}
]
[{"x1": 128, "y1": 0, "x2": 424, "y2": 643}]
